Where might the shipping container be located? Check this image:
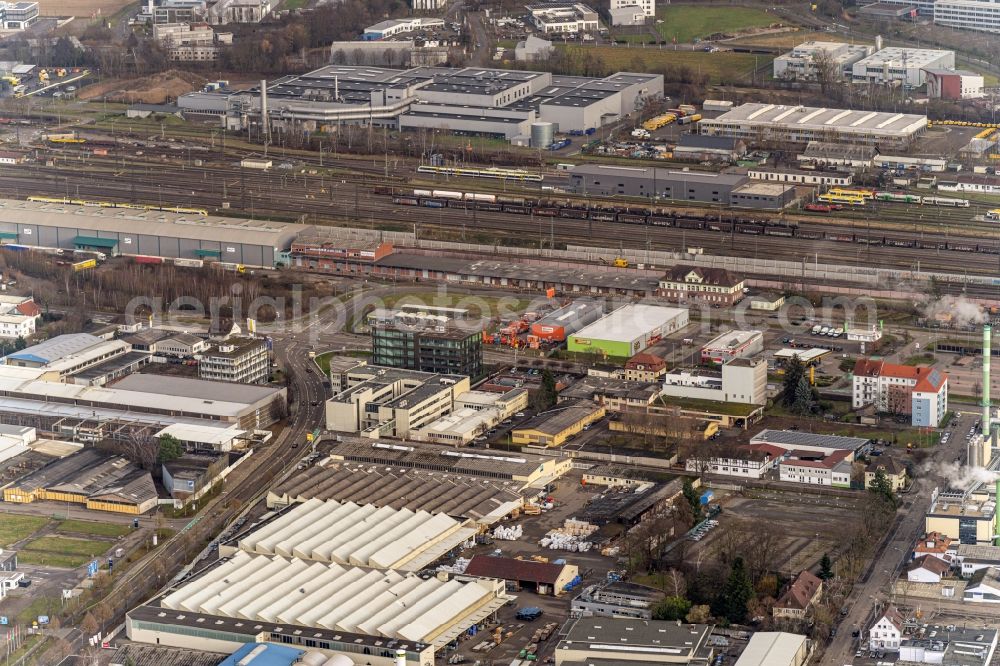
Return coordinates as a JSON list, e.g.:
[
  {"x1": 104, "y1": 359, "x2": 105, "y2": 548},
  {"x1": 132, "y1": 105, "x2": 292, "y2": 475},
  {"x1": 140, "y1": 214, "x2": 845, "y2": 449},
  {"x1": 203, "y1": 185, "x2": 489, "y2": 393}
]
[
  {"x1": 133, "y1": 255, "x2": 164, "y2": 264},
  {"x1": 72, "y1": 259, "x2": 97, "y2": 271},
  {"x1": 240, "y1": 158, "x2": 272, "y2": 170},
  {"x1": 174, "y1": 257, "x2": 205, "y2": 268}
]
